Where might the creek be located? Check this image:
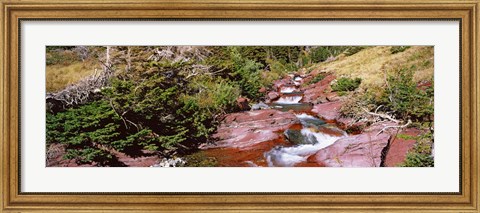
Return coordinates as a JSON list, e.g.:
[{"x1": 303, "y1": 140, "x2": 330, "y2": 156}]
[
  {"x1": 263, "y1": 77, "x2": 347, "y2": 167},
  {"x1": 201, "y1": 76, "x2": 348, "y2": 167}
]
